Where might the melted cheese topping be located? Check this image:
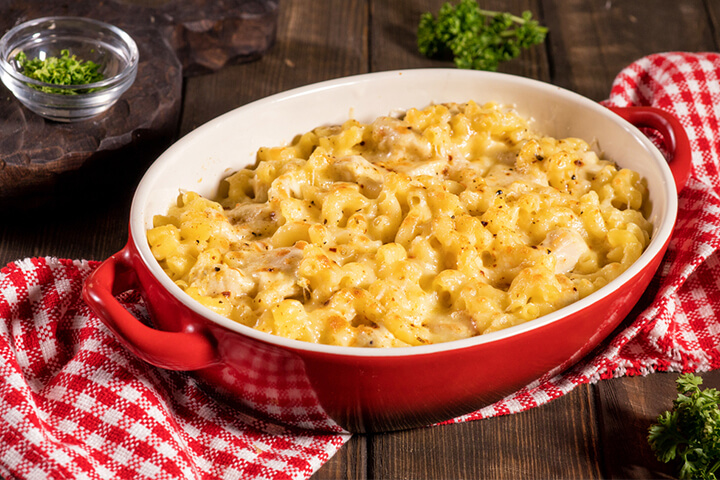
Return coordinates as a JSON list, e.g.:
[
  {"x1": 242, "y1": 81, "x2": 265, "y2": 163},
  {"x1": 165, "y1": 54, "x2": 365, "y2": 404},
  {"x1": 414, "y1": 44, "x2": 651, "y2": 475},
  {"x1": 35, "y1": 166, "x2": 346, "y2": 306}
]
[{"x1": 147, "y1": 101, "x2": 652, "y2": 347}]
